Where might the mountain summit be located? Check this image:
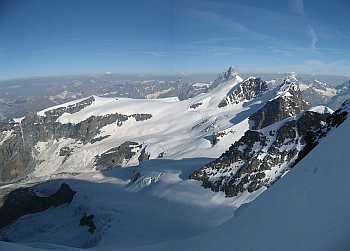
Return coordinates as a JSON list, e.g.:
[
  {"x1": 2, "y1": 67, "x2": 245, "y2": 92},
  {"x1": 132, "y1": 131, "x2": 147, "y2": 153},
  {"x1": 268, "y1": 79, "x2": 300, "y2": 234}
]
[{"x1": 209, "y1": 66, "x2": 238, "y2": 90}]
